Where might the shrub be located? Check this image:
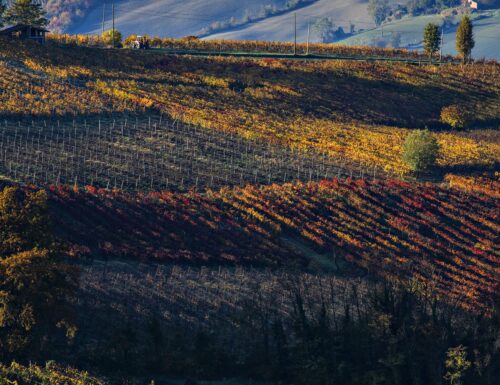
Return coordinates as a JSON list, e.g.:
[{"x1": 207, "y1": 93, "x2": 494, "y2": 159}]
[
  {"x1": 402, "y1": 129, "x2": 440, "y2": 172},
  {"x1": 123, "y1": 34, "x2": 137, "y2": 48},
  {"x1": 440, "y1": 105, "x2": 470, "y2": 129}
]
